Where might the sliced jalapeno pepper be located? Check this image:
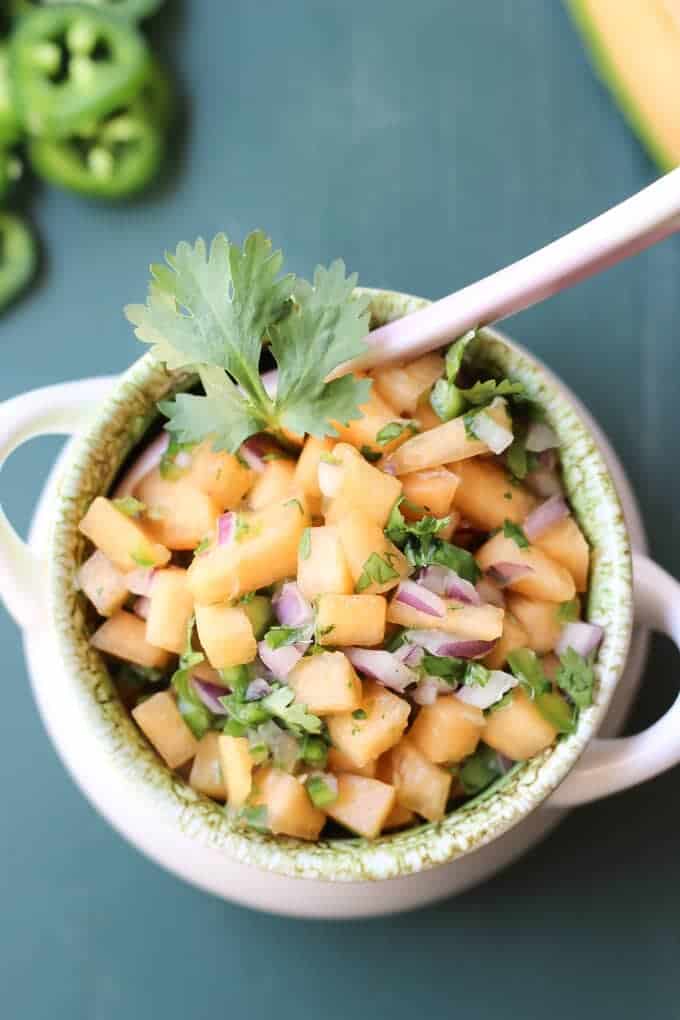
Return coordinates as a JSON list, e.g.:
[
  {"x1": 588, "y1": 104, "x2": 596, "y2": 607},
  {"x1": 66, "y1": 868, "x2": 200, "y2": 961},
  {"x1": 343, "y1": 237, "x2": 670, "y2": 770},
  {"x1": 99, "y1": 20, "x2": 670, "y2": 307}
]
[
  {"x1": 11, "y1": 0, "x2": 165, "y2": 22},
  {"x1": 0, "y1": 211, "x2": 37, "y2": 310},
  {"x1": 10, "y1": 5, "x2": 151, "y2": 138},
  {"x1": 0, "y1": 45, "x2": 22, "y2": 145}
]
